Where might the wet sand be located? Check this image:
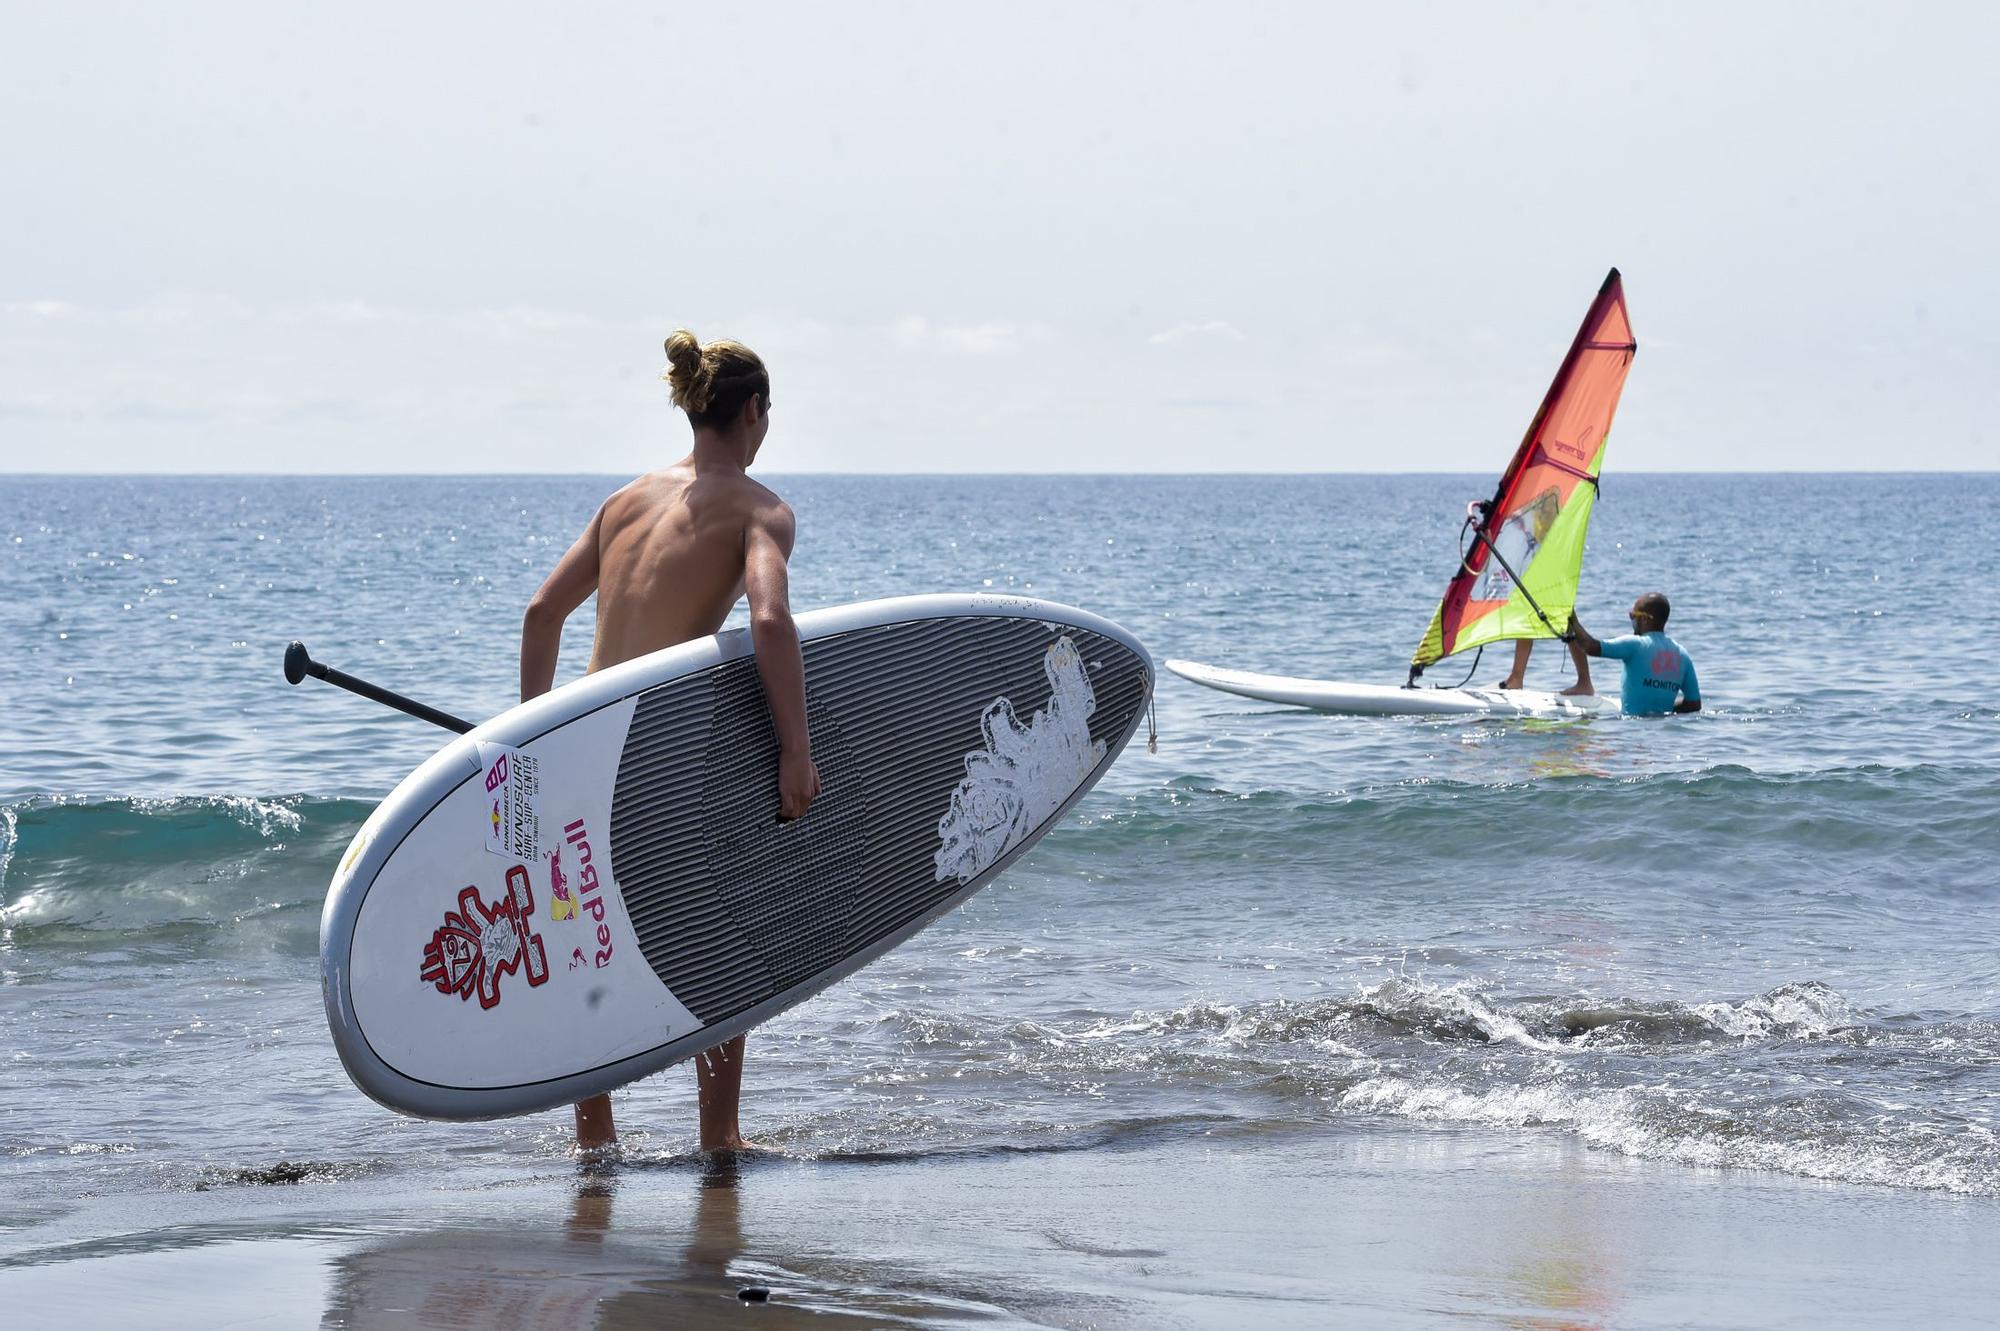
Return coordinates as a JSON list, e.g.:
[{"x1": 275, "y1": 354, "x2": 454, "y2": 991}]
[{"x1": 5, "y1": 1123, "x2": 1995, "y2": 1329}]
